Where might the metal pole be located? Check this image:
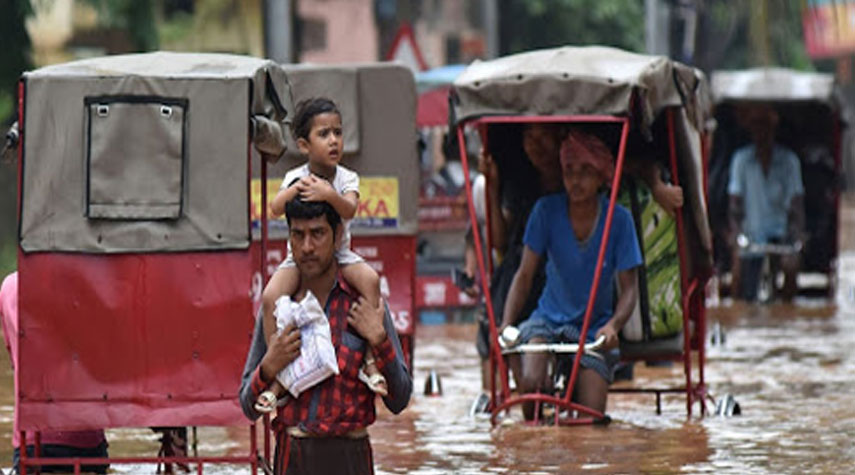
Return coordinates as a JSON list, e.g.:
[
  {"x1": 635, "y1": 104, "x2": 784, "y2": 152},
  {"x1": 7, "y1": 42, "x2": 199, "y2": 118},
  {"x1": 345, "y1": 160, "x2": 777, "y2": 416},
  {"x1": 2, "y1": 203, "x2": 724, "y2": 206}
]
[
  {"x1": 645, "y1": 0, "x2": 671, "y2": 56},
  {"x1": 483, "y1": 0, "x2": 499, "y2": 58},
  {"x1": 264, "y1": 0, "x2": 293, "y2": 63}
]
